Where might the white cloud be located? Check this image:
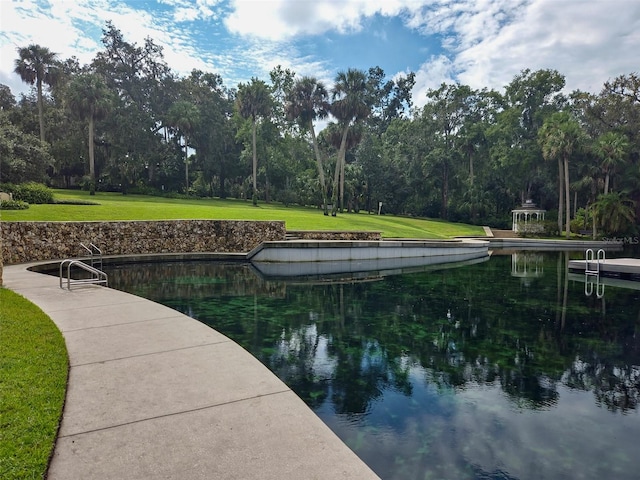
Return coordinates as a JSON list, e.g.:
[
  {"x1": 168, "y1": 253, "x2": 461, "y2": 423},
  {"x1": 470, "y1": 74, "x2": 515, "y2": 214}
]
[
  {"x1": 406, "y1": 0, "x2": 640, "y2": 106},
  {"x1": 0, "y1": 0, "x2": 103, "y2": 94},
  {"x1": 1, "y1": 0, "x2": 637, "y2": 110},
  {"x1": 461, "y1": 0, "x2": 639, "y2": 92},
  {"x1": 0, "y1": 0, "x2": 231, "y2": 96},
  {"x1": 224, "y1": 0, "x2": 413, "y2": 40},
  {"x1": 157, "y1": 0, "x2": 223, "y2": 21},
  {"x1": 411, "y1": 54, "x2": 456, "y2": 109},
  {"x1": 223, "y1": 0, "x2": 639, "y2": 106}
]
